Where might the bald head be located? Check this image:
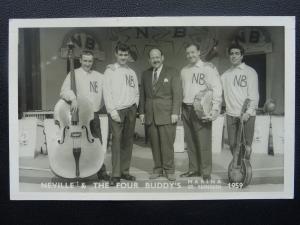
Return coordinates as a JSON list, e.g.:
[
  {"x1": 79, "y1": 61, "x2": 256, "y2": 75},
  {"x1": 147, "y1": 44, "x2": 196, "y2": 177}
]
[
  {"x1": 149, "y1": 48, "x2": 164, "y2": 69},
  {"x1": 149, "y1": 48, "x2": 163, "y2": 57}
]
